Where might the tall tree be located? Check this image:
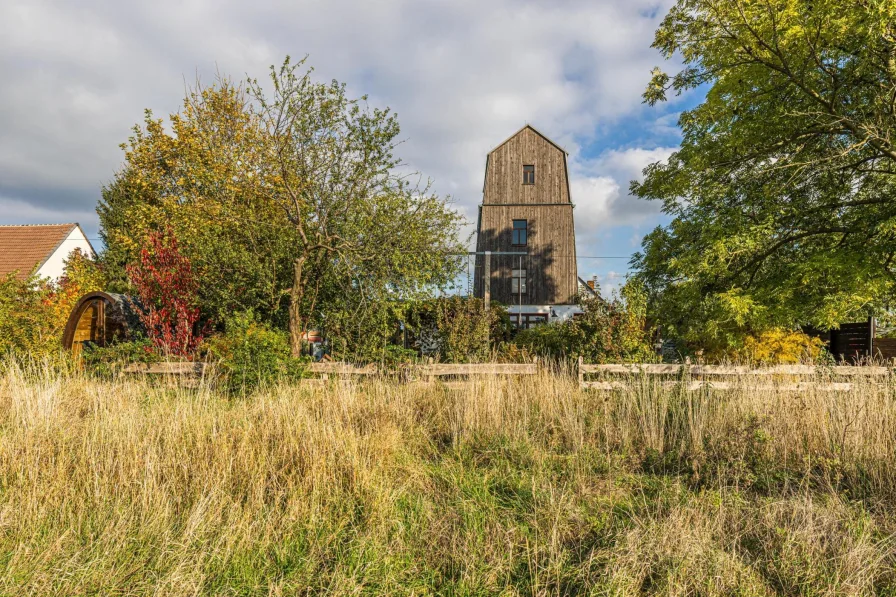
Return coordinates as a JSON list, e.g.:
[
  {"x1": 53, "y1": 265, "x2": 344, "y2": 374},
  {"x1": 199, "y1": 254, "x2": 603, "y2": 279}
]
[
  {"x1": 99, "y1": 80, "x2": 297, "y2": 326},
  {"x1": 634, "y1": 0, "x2": 896, "y2": 345},
  {"x1": 99, "y1": 59, "x2": 465, "y2": 356},
  {"x1": 248, "y1": 57, "x2": 465, "y2": 355}
]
